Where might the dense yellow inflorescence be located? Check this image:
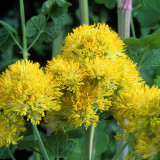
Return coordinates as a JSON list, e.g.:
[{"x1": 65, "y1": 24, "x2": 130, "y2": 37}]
[
  {"x1": 44, "y1": 23, "x2": 143, "y2": 131},
  {"x1": 0, "y1": 60, "x2": 62, "y2": 125},
  {"x1": 0, "y1": 113, "x2": 26, "y2": 147},
  {"x1": 112, "y1": 85, "x2": 160, "y2": 159},
  {"x1": 61, "y1": 23, "x2": 126, "y2": 60}
]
